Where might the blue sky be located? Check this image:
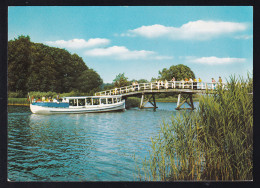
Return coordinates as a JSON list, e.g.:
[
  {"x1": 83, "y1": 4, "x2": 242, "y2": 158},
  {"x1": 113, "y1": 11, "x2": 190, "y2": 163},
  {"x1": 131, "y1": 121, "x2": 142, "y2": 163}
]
[{"x1": 8, "y1": 6, "x2": 253, "y2": 83}]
